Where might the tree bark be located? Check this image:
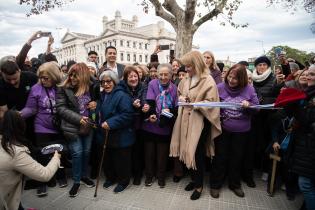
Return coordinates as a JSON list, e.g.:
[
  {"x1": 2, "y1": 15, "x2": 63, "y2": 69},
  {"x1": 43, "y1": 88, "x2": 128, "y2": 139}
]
[{"x1": 175, "y1": 25, "x2": 194, "y2": 58}]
